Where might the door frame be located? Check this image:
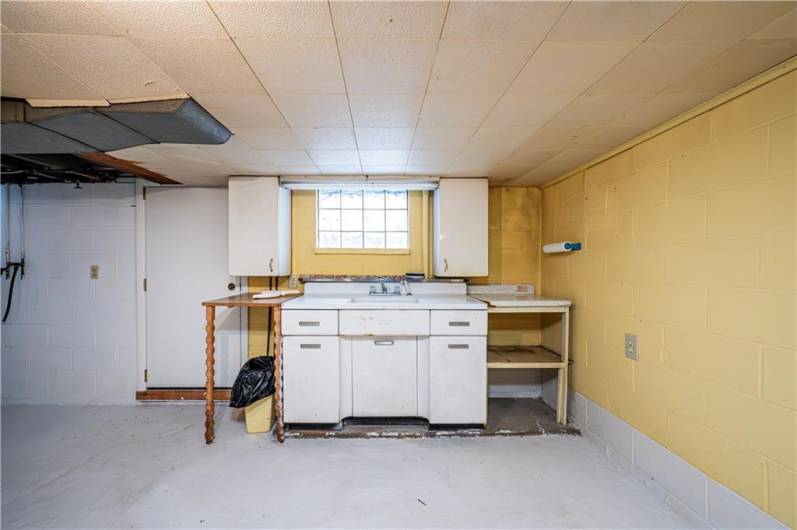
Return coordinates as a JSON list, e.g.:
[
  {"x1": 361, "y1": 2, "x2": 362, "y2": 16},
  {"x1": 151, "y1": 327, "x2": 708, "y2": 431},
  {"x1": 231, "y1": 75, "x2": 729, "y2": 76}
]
[{"x1": 135, "y1": 182, "x2": 248, "y2": 391}]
